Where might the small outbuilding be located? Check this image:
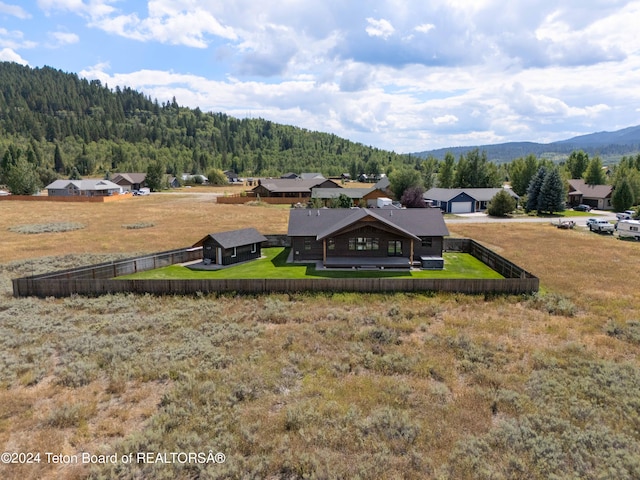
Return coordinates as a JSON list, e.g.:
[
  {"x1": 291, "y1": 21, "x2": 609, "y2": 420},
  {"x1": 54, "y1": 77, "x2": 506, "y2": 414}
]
[{"x1": 192, "y1": 228, "x2": 267, "y2": 266}]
